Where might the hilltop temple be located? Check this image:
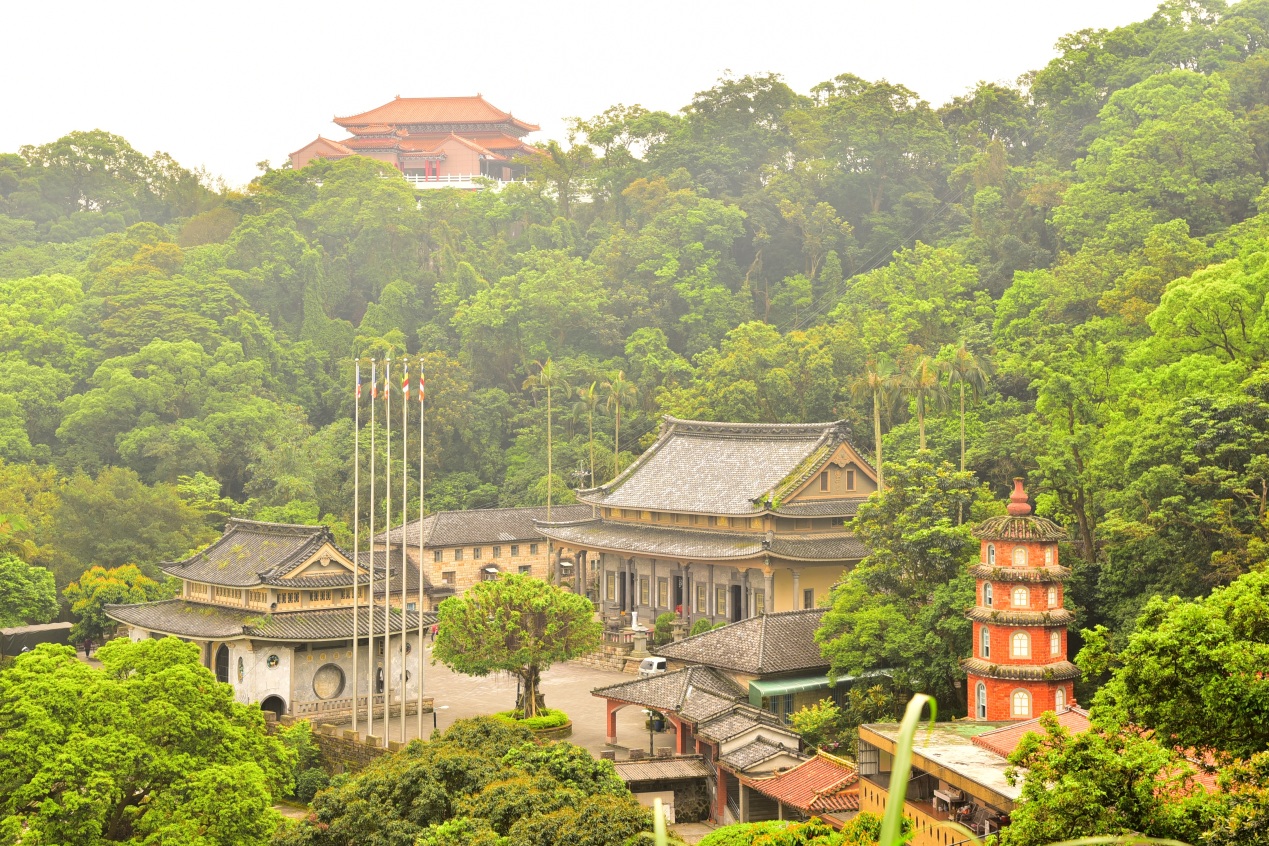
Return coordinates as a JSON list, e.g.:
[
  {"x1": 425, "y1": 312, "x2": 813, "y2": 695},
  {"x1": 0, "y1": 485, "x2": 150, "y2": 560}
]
[{"x1": 289, "y1": 94, "x2": 539, "y2": 188}]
